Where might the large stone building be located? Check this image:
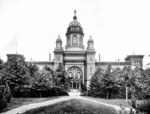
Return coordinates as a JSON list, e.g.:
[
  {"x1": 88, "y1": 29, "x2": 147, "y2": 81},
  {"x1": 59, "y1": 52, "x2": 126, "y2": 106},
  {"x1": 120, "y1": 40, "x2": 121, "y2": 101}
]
[{"x1": 7, "y1": 11, "x2": 144, "y2": 89}]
